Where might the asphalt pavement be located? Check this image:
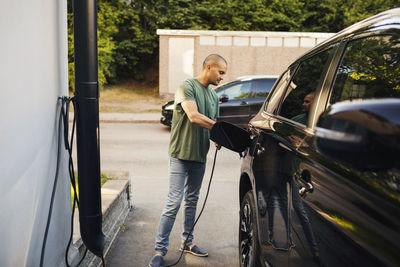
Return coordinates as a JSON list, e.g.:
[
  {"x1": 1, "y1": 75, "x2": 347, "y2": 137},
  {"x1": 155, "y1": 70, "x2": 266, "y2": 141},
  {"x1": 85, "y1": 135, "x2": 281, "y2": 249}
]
[{"x1": 96, "y1": 115, "x2": 241, "y2": 267}]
